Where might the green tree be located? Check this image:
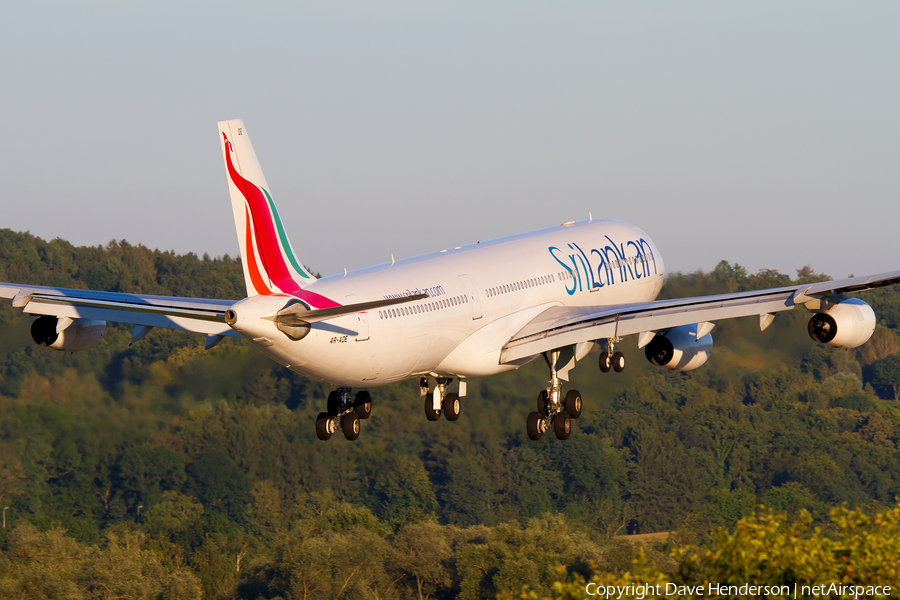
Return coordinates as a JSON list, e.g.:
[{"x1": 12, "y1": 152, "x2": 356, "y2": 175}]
[
  {"x1": 391, "y1": 521, "x2": 453, "y2": 600},
  {"x1": 184, "y1": 450, "x2": 254, "y2": 522},
  {"x1": 871, "y1": 353, "x2": 900, "y2": 401},
  {"x1": 361, "y1": 453, "x2": 438, "y2": 528}
]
